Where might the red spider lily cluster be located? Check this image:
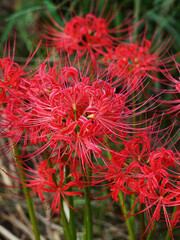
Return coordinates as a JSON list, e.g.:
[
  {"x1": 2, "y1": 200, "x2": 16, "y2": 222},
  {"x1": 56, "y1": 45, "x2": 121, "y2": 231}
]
[
  {"x1": 96, "y1": 132, "x2": 180, "y2": 236},
  {"x1": 0, "y1": 4, "x2": 180, "y2": 240}
]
